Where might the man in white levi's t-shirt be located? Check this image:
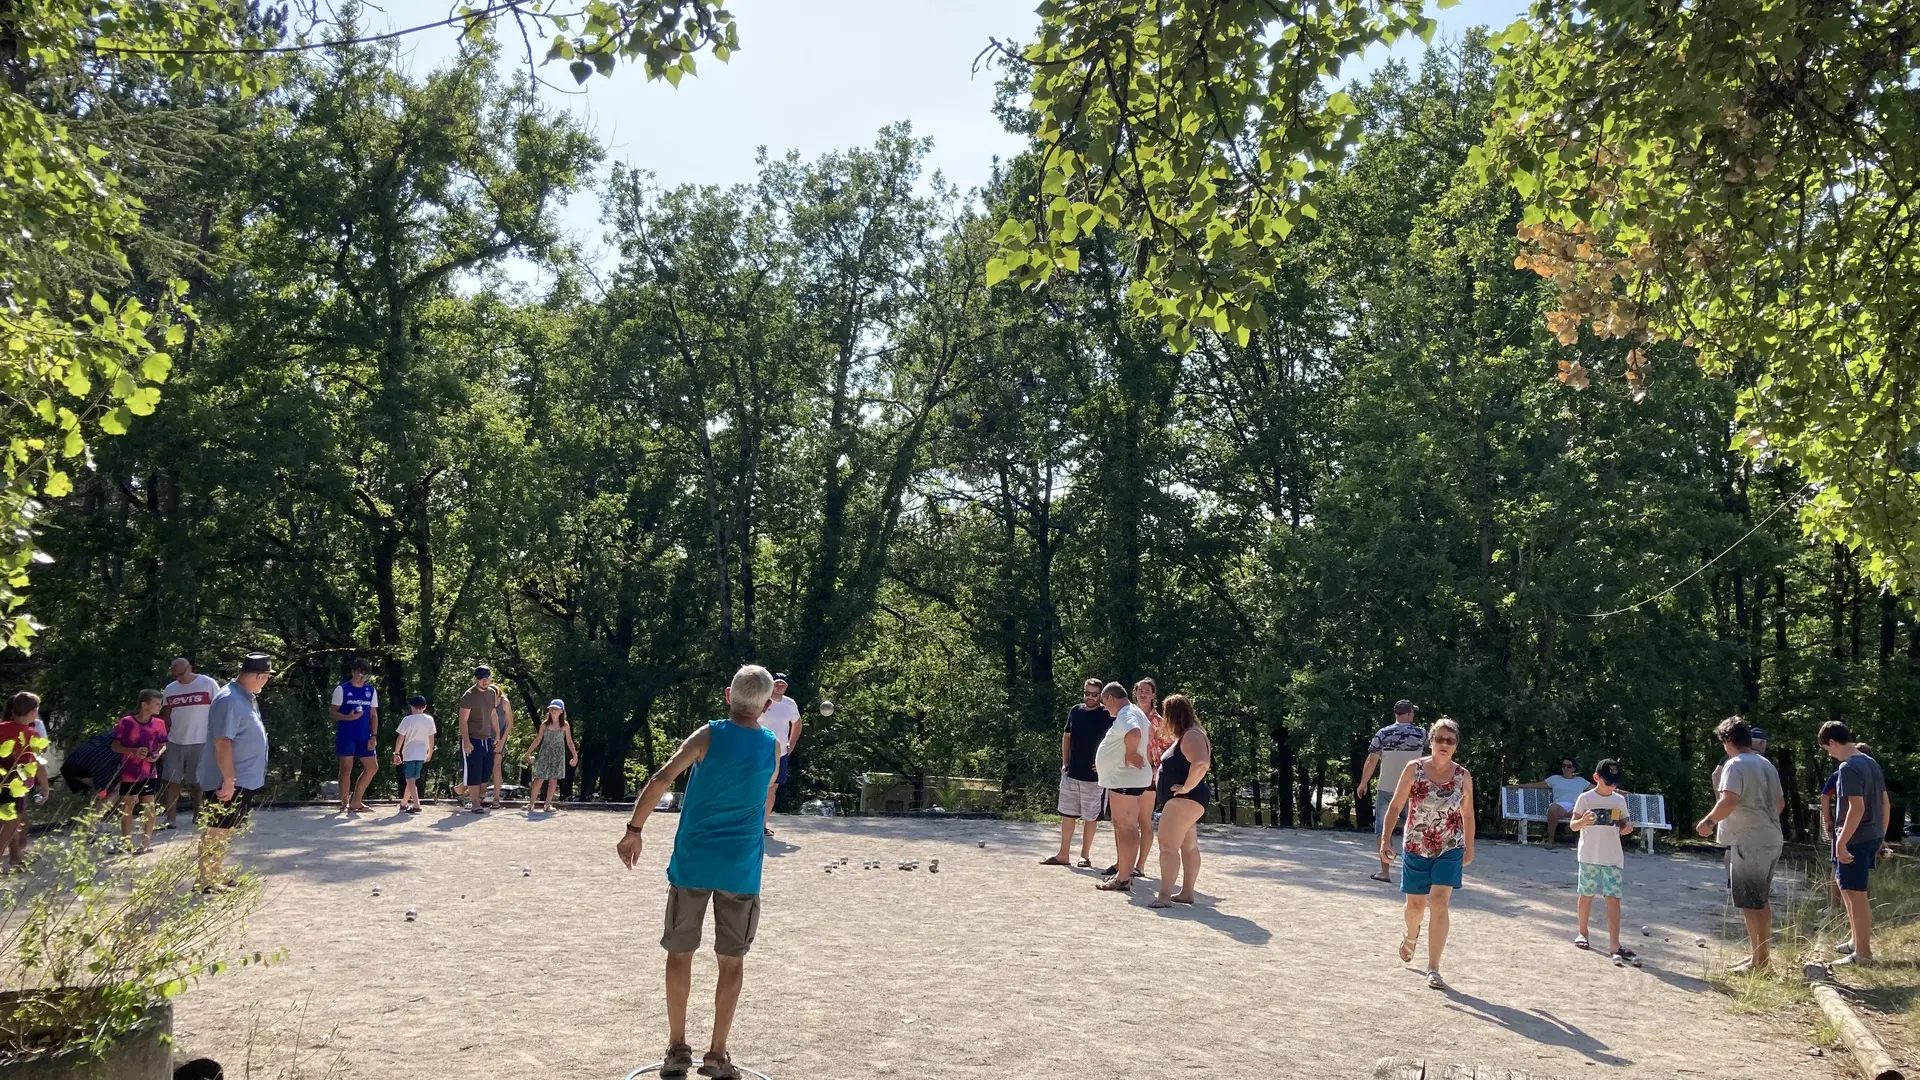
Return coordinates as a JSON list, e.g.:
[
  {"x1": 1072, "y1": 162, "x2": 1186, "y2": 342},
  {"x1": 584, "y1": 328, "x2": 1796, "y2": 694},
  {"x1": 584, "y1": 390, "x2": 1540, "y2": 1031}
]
[
  {"x1": 159, "y1": 657, "x2": 221, "y2": 829},
  {"x1": 1569, "y1": 759, "x2": 1637, "y2": 965},
  {"x1": 759, "y1": 674, "x2": 802, "y2": 835}
]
